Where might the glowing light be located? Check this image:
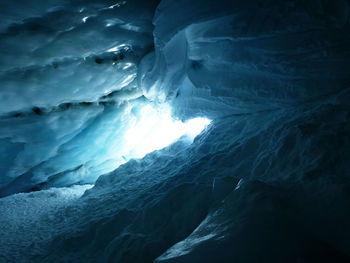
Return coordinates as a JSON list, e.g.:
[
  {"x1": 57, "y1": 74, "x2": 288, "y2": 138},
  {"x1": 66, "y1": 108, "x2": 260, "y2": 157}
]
[
  {"x1": 105, "y1": 18, "x2": 124, "y2": 28},
  {"x1": 122, "y1": 104, "x2": 211, "y2": 160},
  {"x1": 108, "y1": 1, "x2": 126, "y2": 9},
  {"x1": 121, "y1": 73, "x2": 136, "y2": 87},
  {"x1": 71, "y1": 102, "x2": 210, "y2": 182},
  {"x1": 107, "y1": 44, "x2": 129, "y2": 53},
  {"x1": 82, "y1": 16, "x2": 89, "y2": 23},
  {"x1": 122, "y1": 62, "x2": 133, "y2": 70},
  {"x1": 183, "y1": 117, "x2": 211, "y2": 140}
]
